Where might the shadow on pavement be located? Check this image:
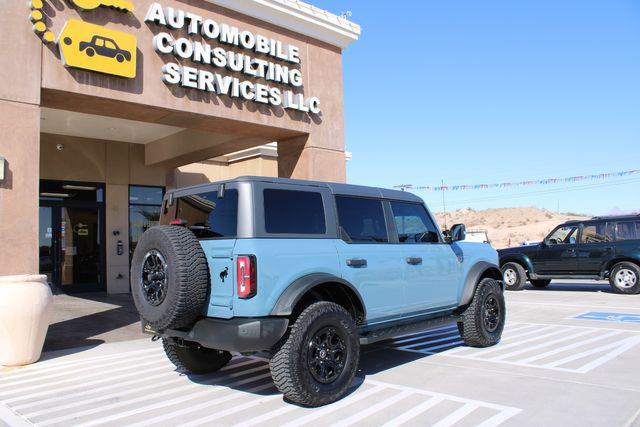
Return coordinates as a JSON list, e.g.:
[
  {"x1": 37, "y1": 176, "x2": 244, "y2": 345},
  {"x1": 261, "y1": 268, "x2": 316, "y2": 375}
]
[{"x1": 43, "y1": 293, "x2": 142, "y2": 354}]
